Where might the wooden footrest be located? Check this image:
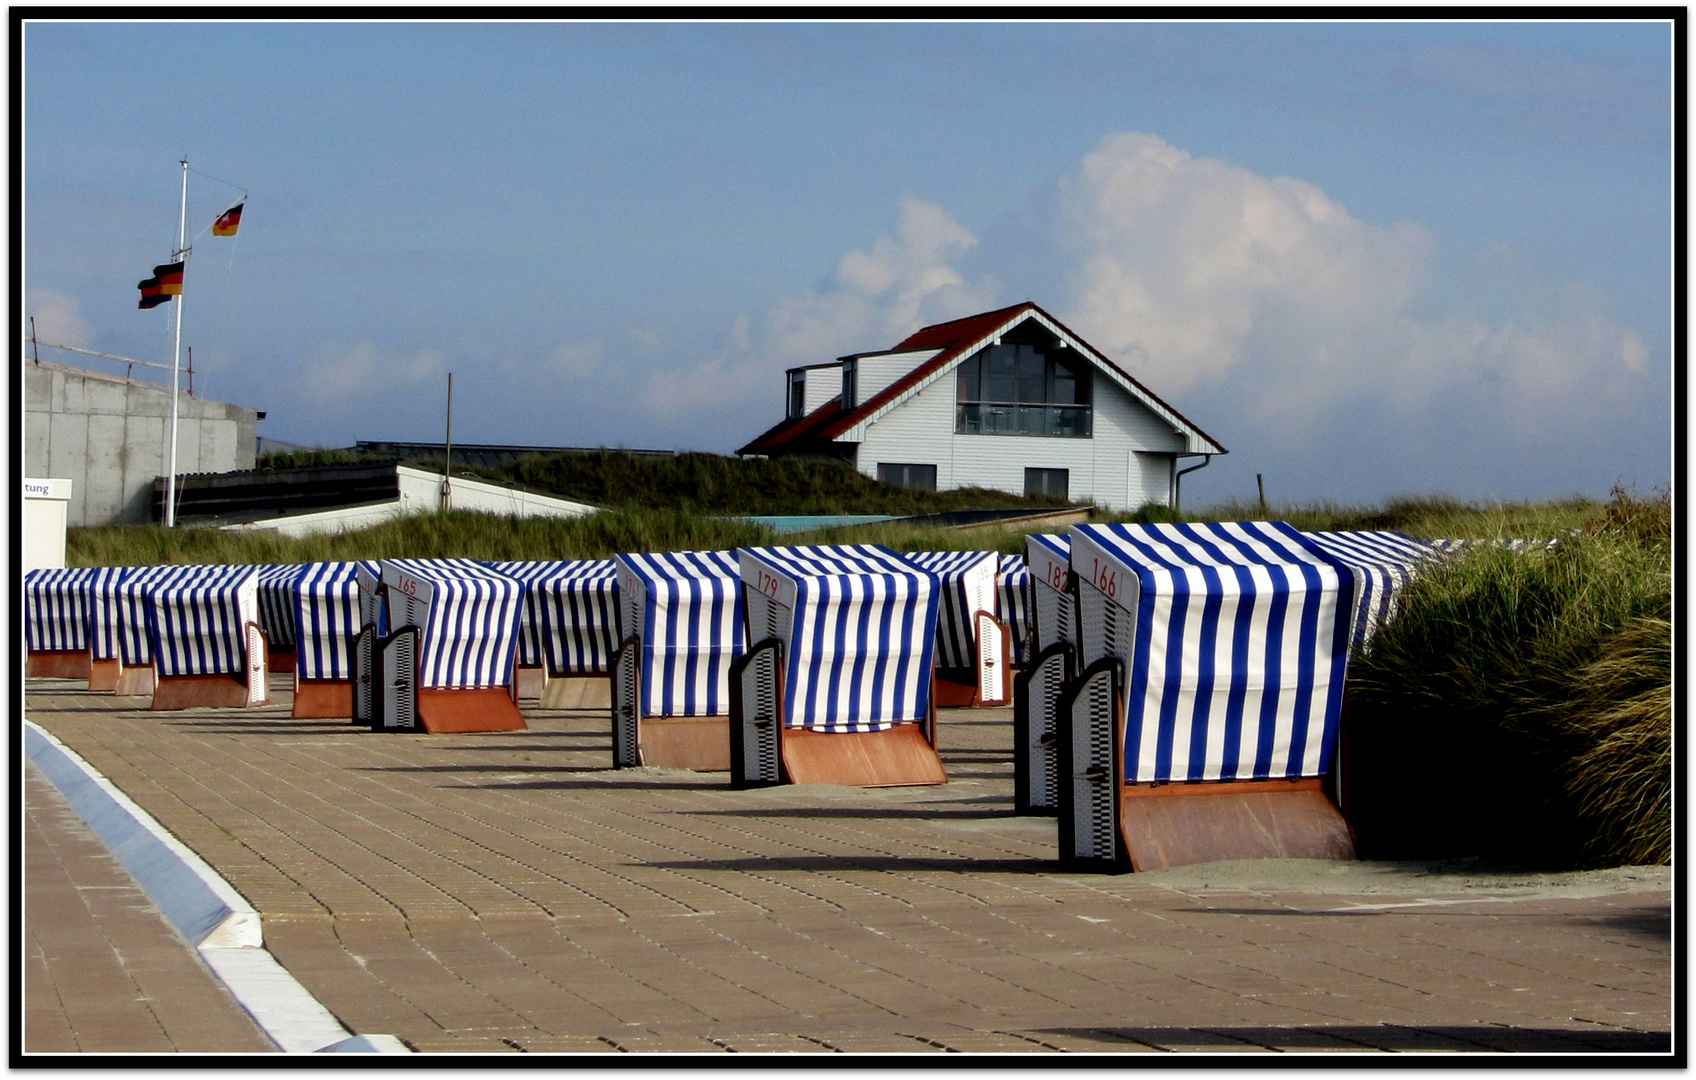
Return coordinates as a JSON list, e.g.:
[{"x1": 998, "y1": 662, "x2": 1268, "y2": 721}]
[{"x1": 782, "y1": 724, "x2": 947, "y2": 788}]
